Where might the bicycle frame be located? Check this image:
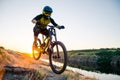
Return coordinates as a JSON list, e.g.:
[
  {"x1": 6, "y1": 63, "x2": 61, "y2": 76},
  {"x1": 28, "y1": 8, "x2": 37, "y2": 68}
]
[
  {"x1": 39, "y1": 25, "x2": 58, "y2": 53},
  {"x1": 39, "y1": 26, "x2": 60, "y2": 58}
]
